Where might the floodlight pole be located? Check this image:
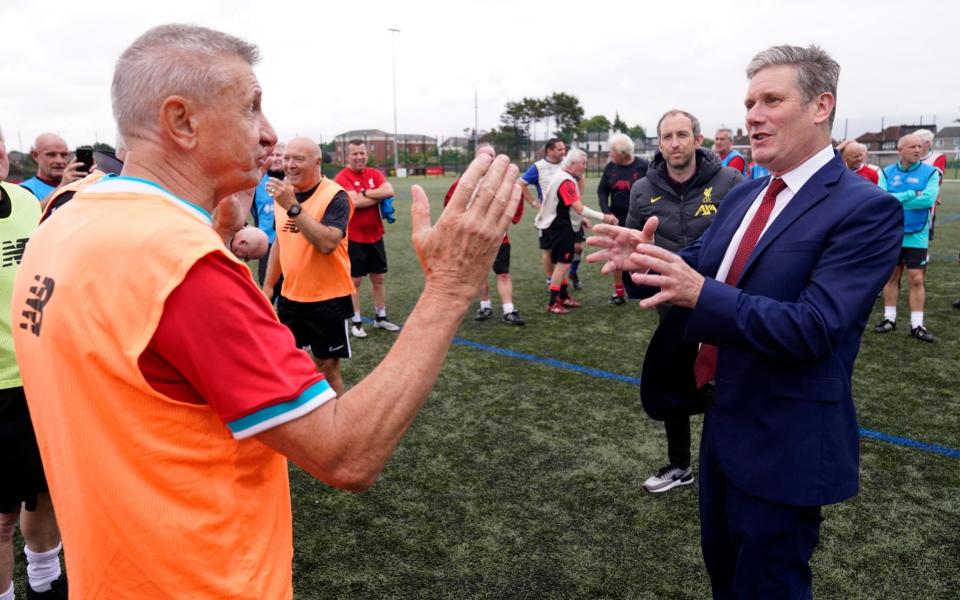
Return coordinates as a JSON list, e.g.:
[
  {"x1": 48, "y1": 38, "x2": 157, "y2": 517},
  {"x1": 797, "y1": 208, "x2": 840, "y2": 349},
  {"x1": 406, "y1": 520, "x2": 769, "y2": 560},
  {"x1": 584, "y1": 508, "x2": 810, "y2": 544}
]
[{"x1": 389, "y1": 28, "x2": 401, "y2": 174}]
